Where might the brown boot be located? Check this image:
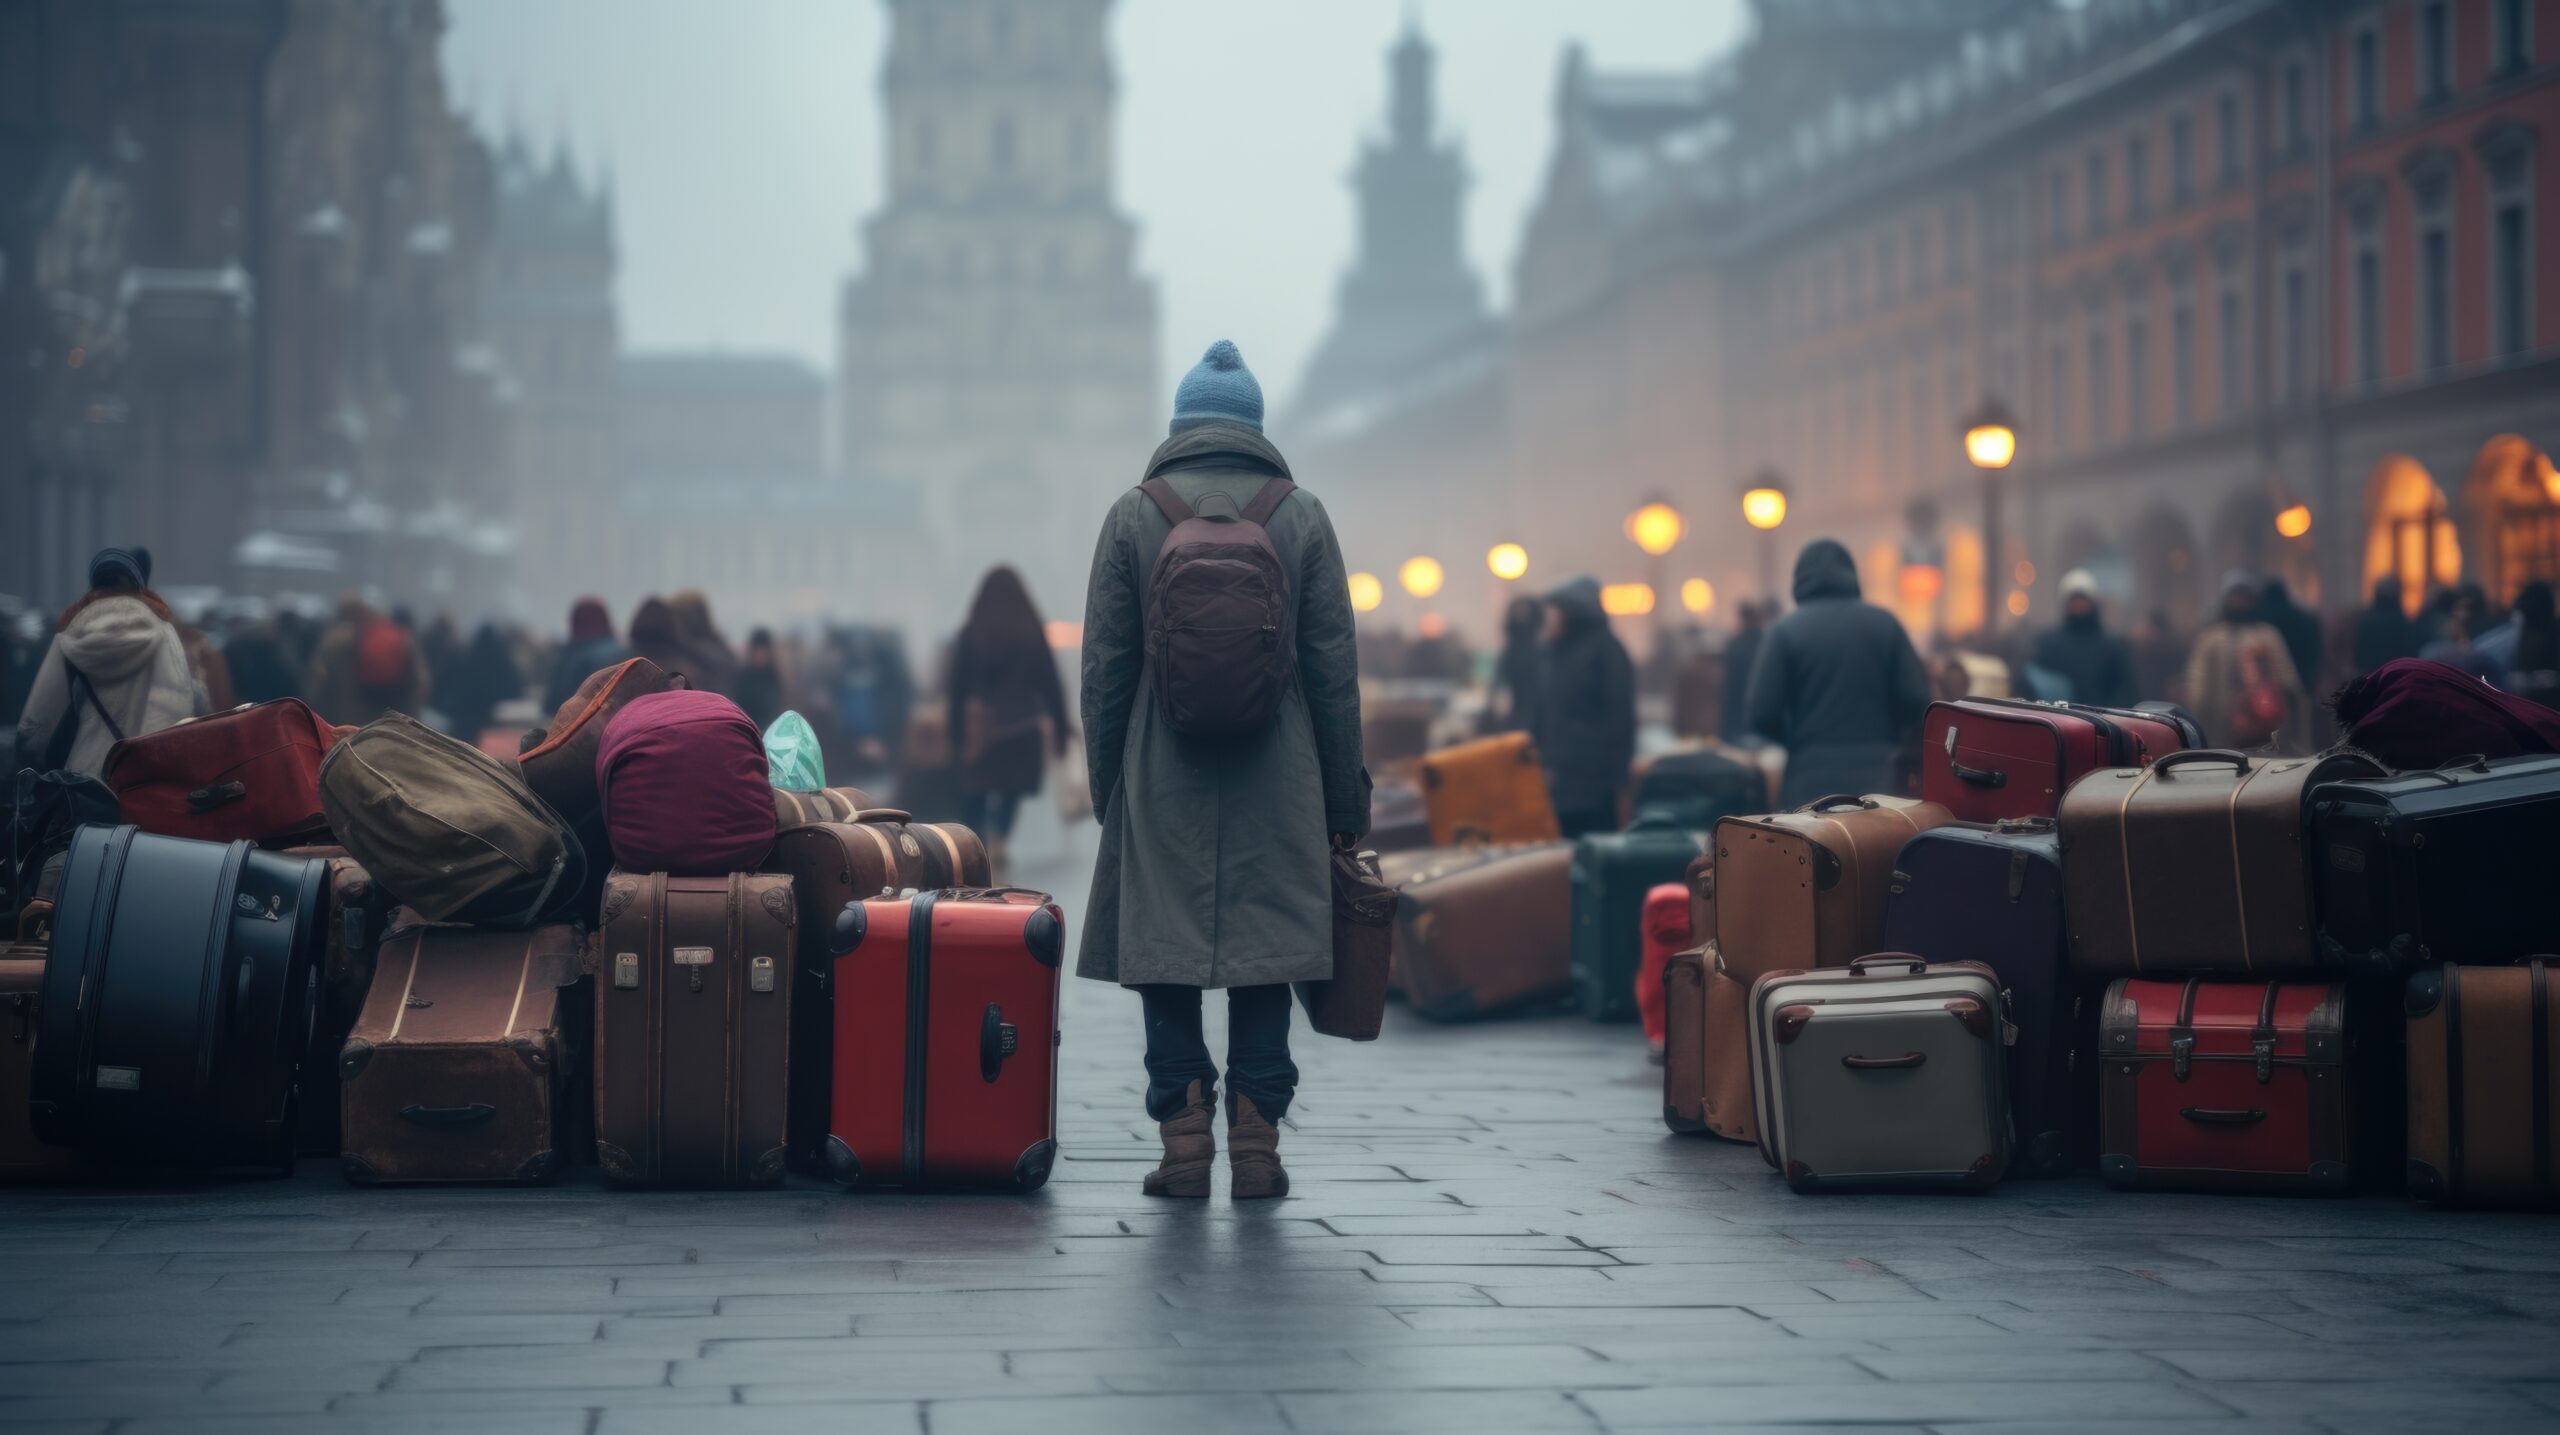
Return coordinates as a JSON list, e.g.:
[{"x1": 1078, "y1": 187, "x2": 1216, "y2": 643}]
[
  {"x1": 1225, "y1": 1090, "x2": 1290, "y2": 1200},
  {"x1": 1142, "y1": 1080, "x2": 1215, "y2": 1198}
]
